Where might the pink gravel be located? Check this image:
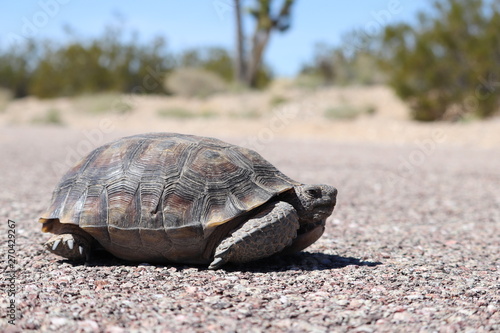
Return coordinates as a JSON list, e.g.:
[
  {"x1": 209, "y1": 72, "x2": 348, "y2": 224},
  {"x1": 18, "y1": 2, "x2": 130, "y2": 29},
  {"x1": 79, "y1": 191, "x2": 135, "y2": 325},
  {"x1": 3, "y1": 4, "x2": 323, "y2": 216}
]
[{"x1": 1, "y1": 126, "x2": 499, "y2": 332}]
